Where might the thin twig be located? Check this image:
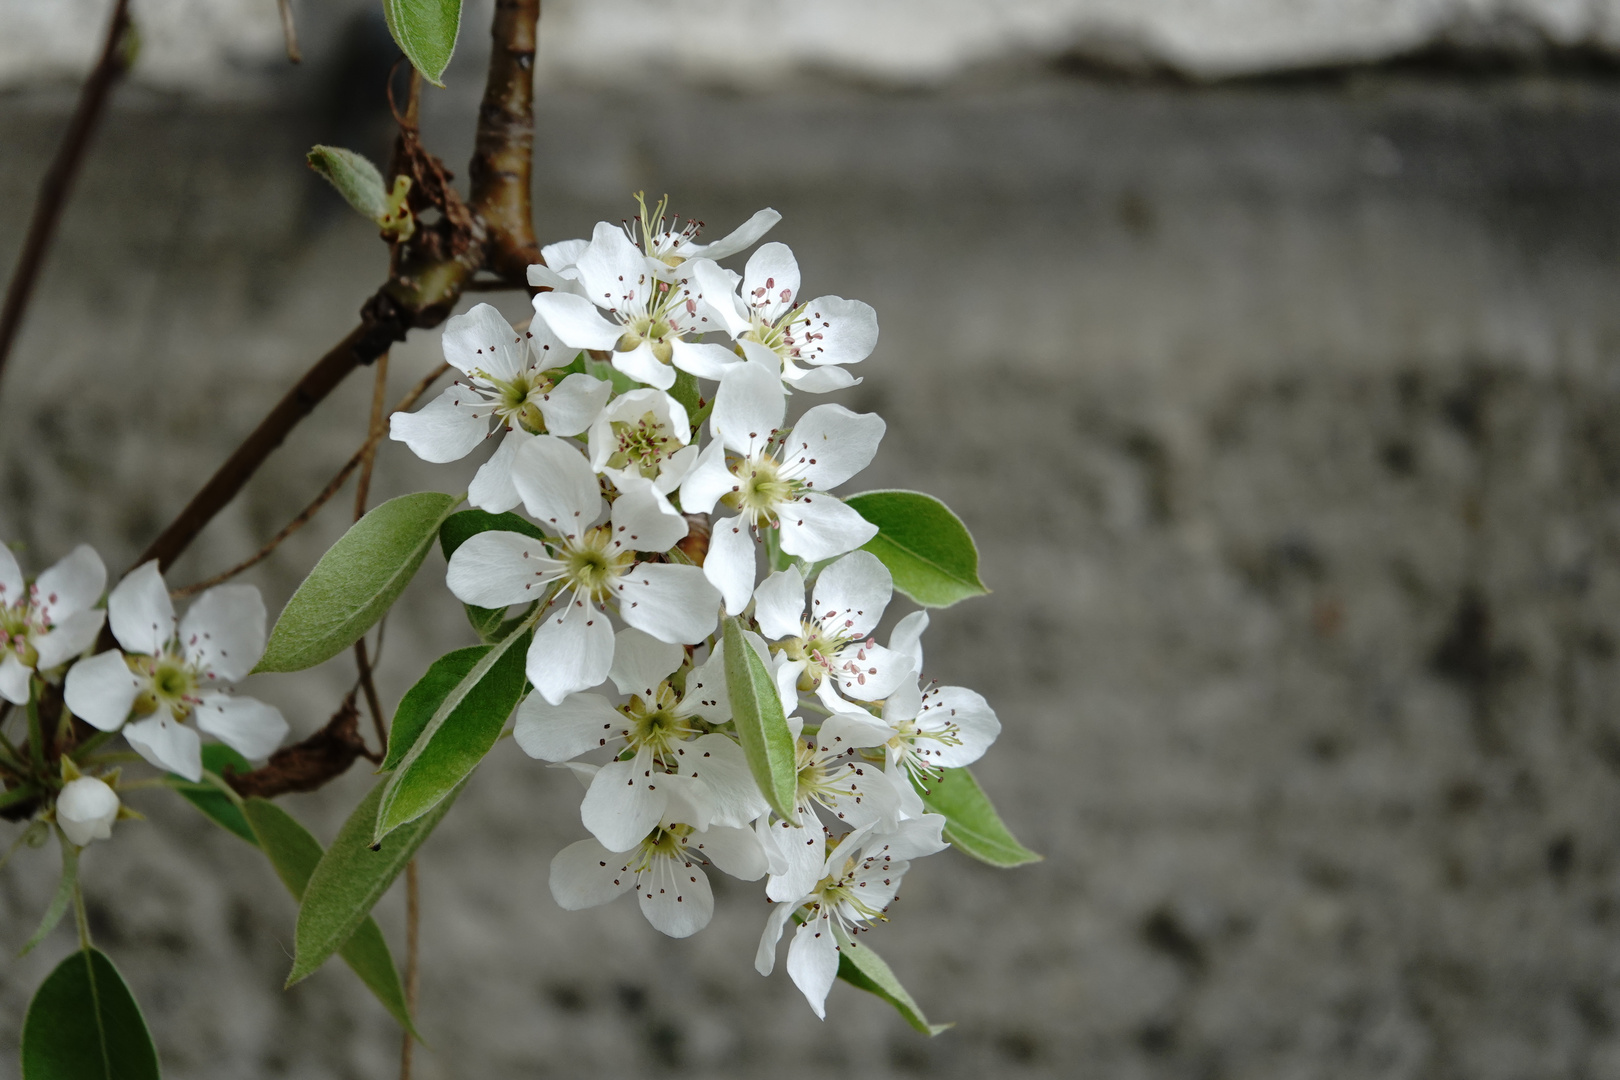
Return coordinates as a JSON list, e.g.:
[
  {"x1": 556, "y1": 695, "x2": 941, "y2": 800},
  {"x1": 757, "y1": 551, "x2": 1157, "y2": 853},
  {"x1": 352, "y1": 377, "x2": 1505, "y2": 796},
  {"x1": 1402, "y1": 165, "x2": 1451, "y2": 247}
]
[
  {"x1": 0, "y1": 0, "x2": 132, "y2": 394},
  {"x1": 353, "y1": 353, "x2": 391, "y2": 754},
  {"x1": 73, "y1": 880, "x2": 92, "y2": 951},
  {"x1": 401, "y1": 857, "x2": 421, "y2": 1080},
  {"x1": 275, "y1": 0, "x2": 302, "y2": 63},
  {"x1": 170, "y1": 361, "x2": 449, "y2": 598}
]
